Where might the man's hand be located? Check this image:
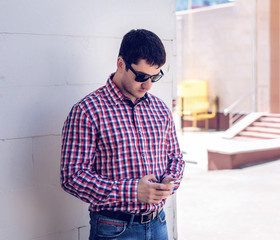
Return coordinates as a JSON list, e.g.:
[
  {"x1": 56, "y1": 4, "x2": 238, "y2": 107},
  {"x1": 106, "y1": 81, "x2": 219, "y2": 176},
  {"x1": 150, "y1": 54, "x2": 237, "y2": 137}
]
[
  {"x1": 161, "y1": 175, "x2": 180, "y2": 184},
  {"x1": 137, "y1": 174, "x2": 173, "y2": 204}
]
